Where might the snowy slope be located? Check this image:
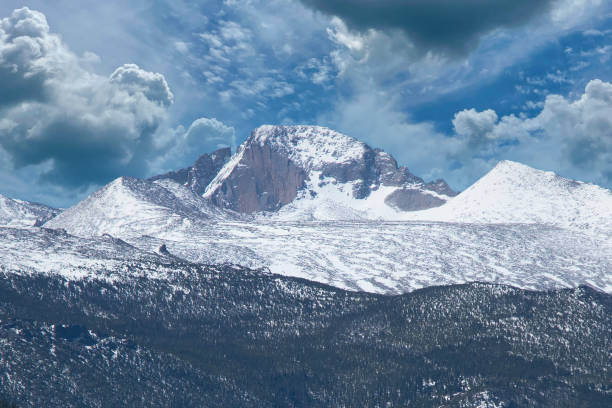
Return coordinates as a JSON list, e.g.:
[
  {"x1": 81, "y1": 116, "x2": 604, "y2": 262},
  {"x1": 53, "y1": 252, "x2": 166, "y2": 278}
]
[
  {"x1": 0, "y1": 193, "x2": 58, "y2": 227},
  {"x1": 405, "y1": 161, "x2": 612, "y2": 235},
  {"x1": 262, "y1": 171, "x2": 451, "y2": 221},
  {"x1": 45, "y1": 176, "x2": 234, "y2": 239},
  {"x1": 44, "y1": 201, "x2": 612, "y2": 295},
  {"x1": 0, "y1": 227, "x2": 173, "y2": 281},
  {"x1": 127, "y1": 220, "x2": 612, "y2": 295}
]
